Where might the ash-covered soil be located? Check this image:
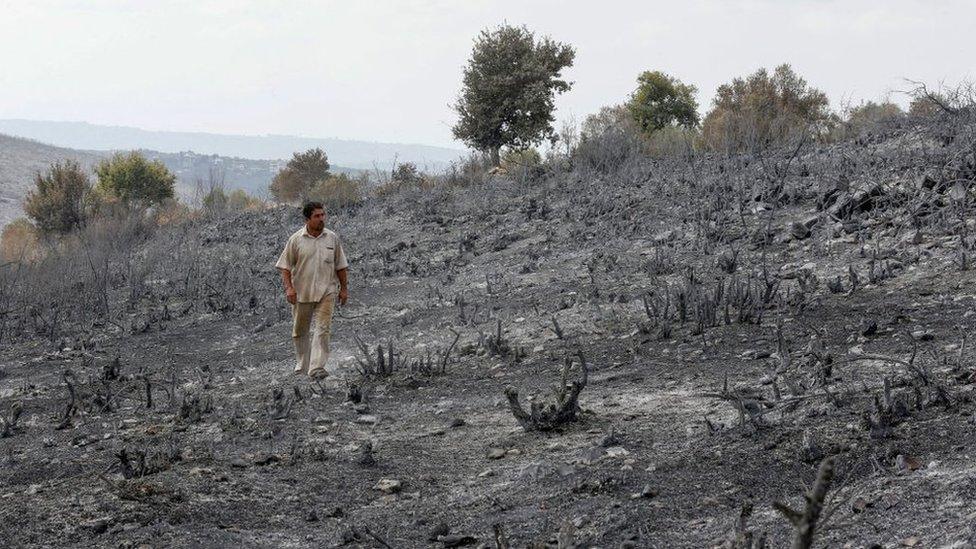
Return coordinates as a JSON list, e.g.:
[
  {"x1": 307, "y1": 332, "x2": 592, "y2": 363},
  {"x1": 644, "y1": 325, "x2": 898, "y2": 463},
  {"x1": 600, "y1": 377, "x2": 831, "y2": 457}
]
[{"x1": 2, "y1": 121, "x2": 976, "y2": 548}]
